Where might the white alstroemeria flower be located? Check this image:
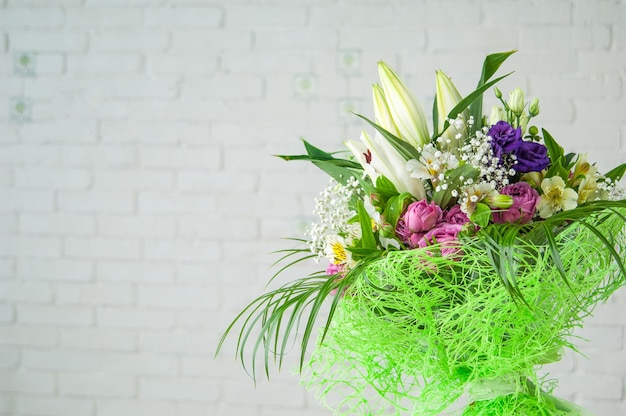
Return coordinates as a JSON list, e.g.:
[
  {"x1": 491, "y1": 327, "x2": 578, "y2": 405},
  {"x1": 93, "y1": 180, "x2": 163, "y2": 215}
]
[
  {"x1": 372, "y1": 84, "x2": 400, "y2": 138},
  {"x1": 569, "y1": 153, "x2": 597, "y2": 187},
  {"x1": 406, "y1": 144, "x2": 459, "y2": 184},
  {"x1": 537, "y1": 176, "x2": 578, "y2": 219},
  {"x1": 460, "y1": 183, "x2": 501, "y2": 216},
  {"x1": 346, "y1": 131, "x2": 426, "y2": 200},
  {"x1": 323, "y1": 235, "x2": 353, "y2": 266},
  {"x1": 377, "y1": 61, "x2": 430, "y2": 148},
  {"x1": 435, "y1": 70, "x2": 469, "y2": 153}
]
